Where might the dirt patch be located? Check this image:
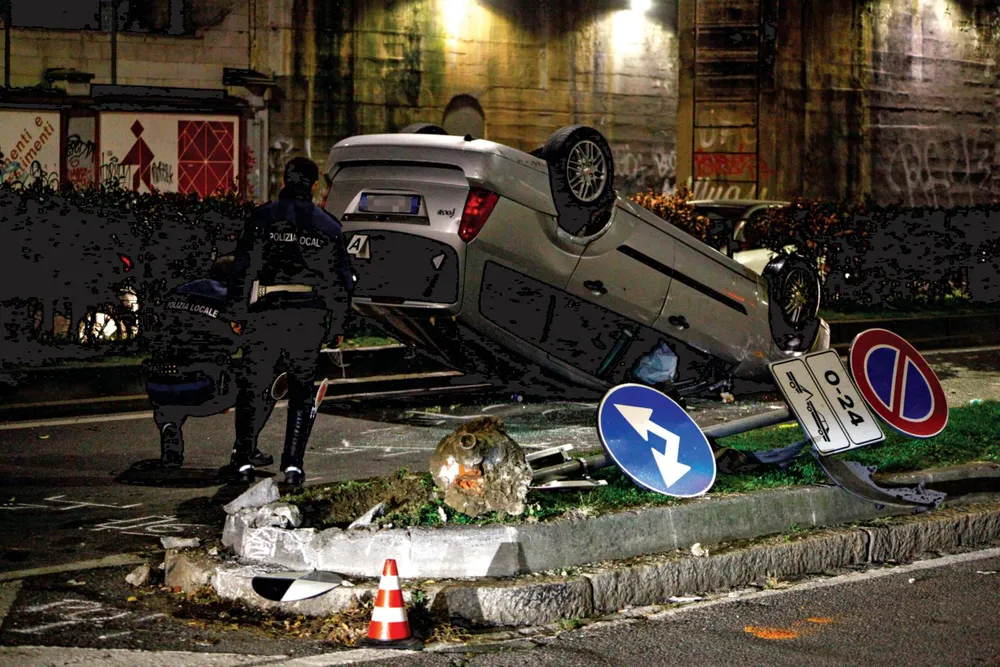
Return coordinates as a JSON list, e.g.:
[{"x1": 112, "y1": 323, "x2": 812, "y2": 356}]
[{"x1": 284, "y1": 473, "x2": 436, "y2": 529}]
